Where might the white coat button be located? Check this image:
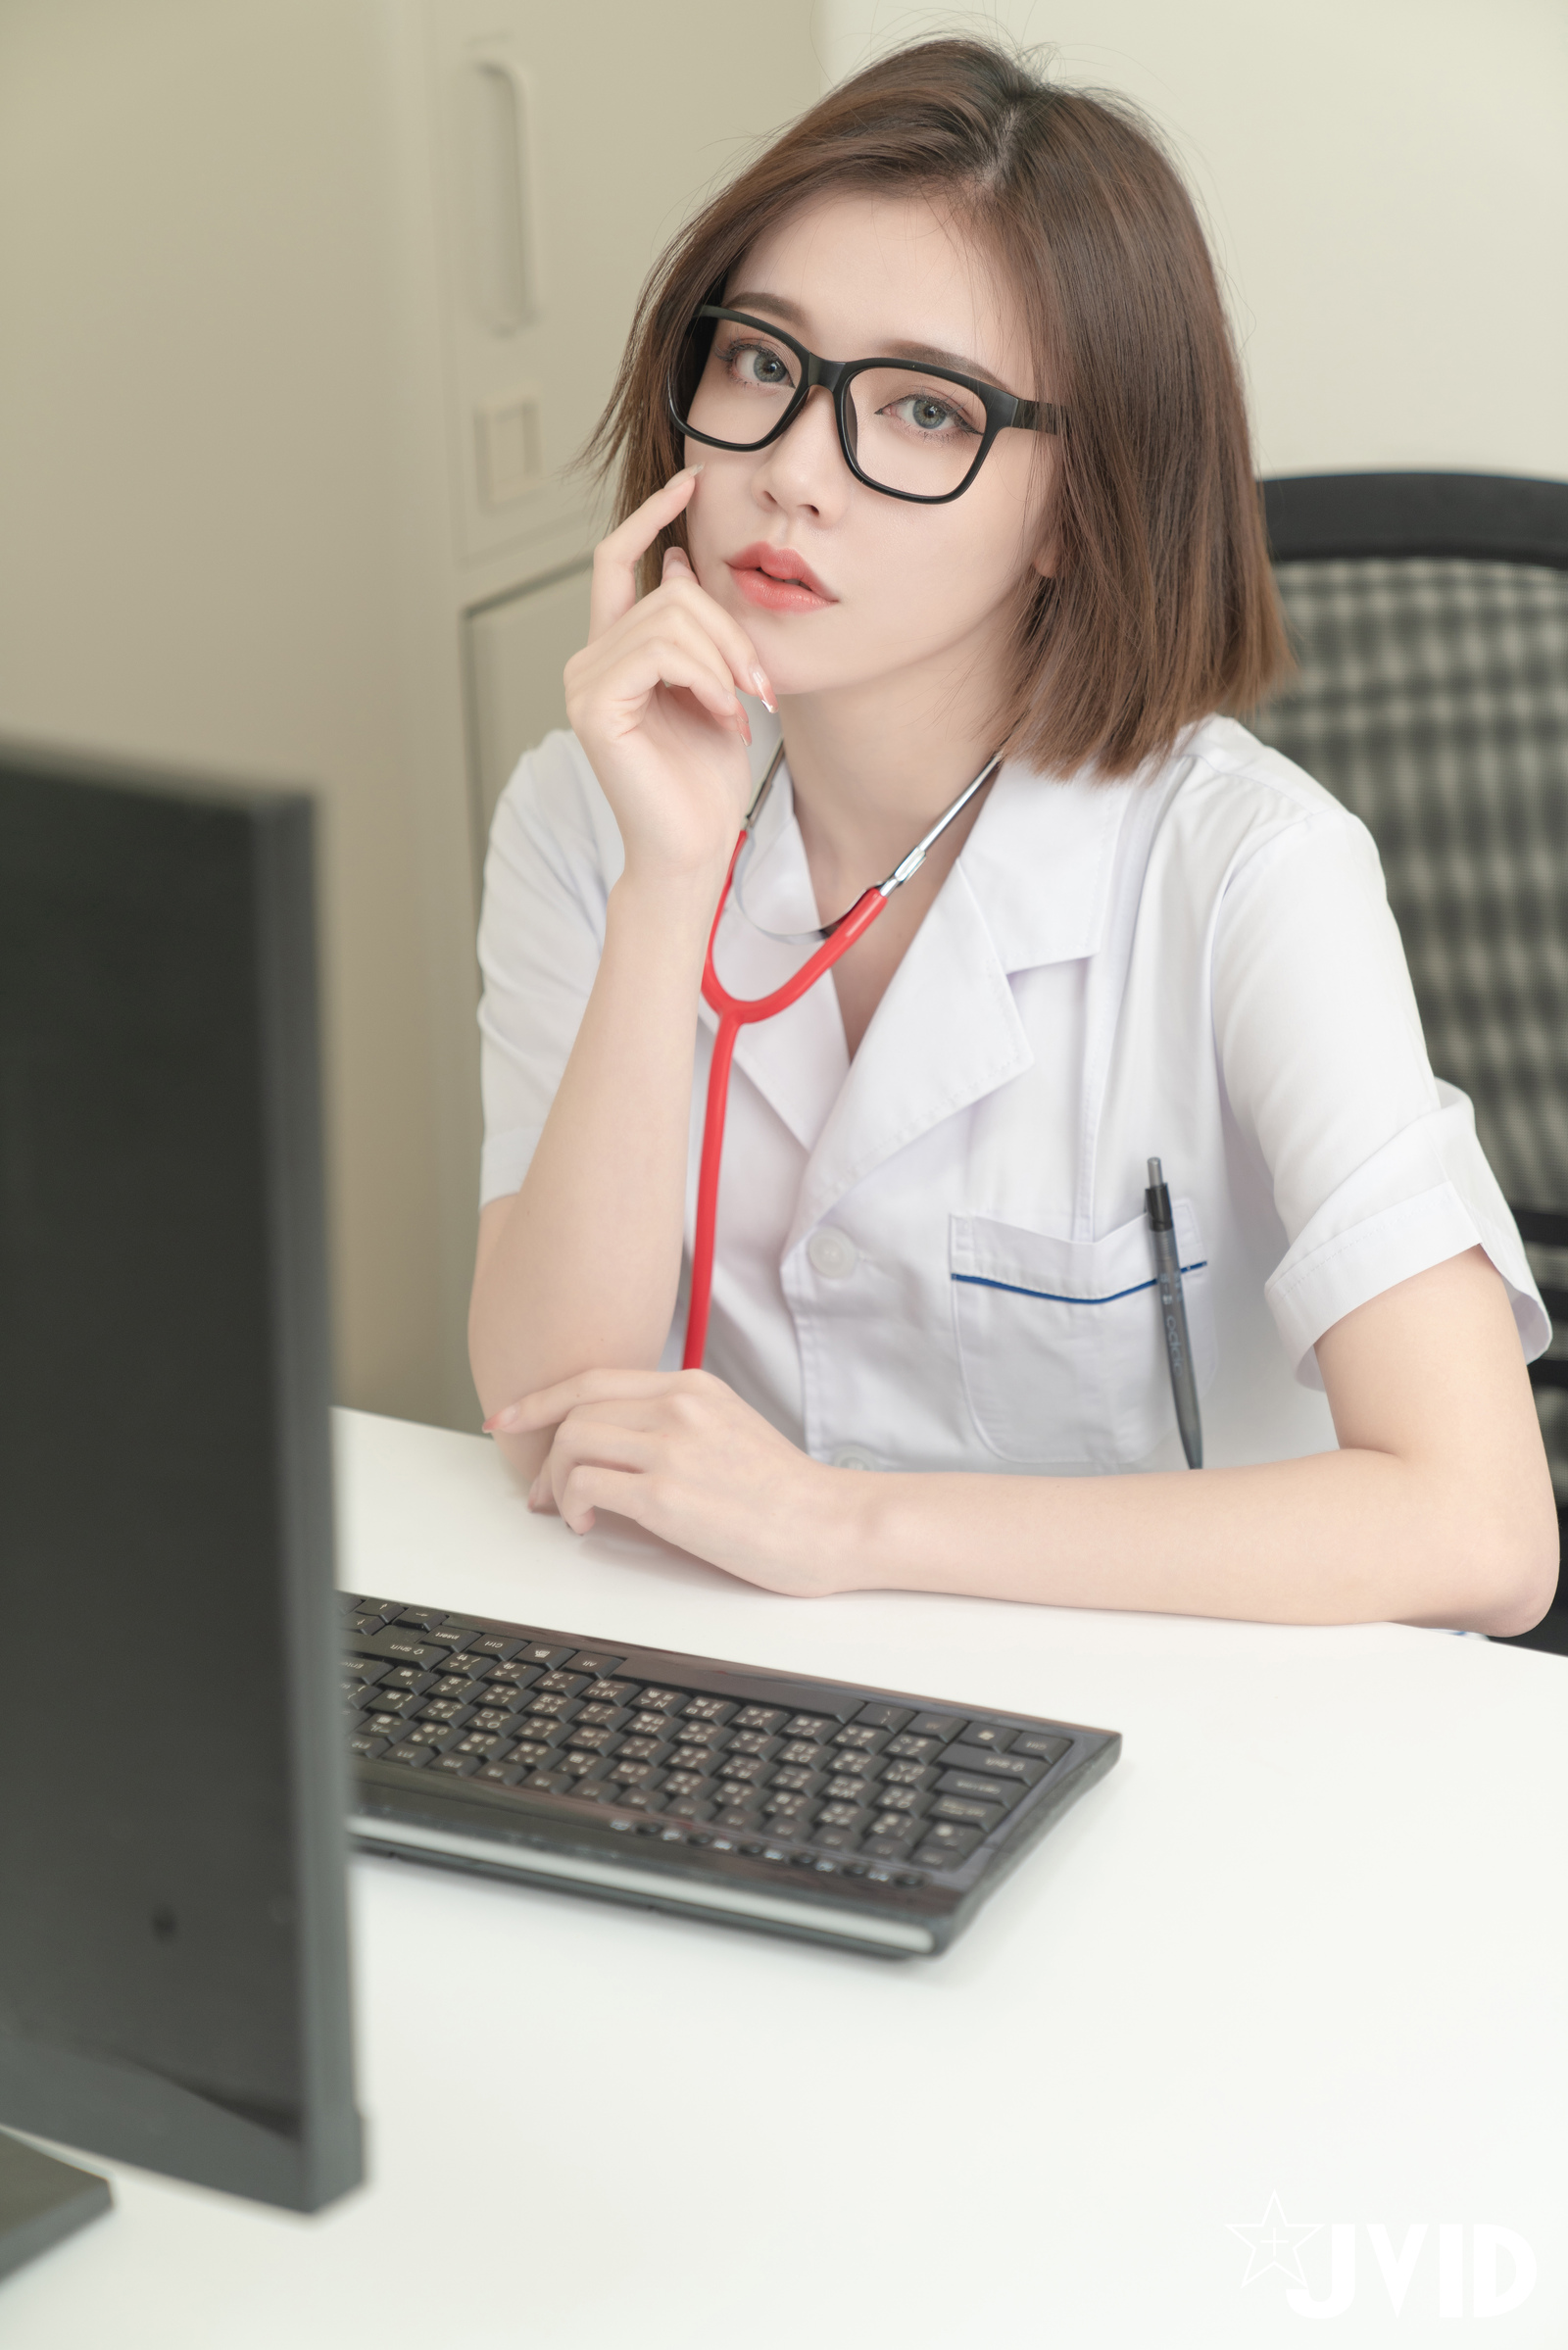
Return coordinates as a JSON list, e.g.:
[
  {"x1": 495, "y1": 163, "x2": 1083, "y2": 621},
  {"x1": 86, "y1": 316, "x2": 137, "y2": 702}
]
[
  {"x1": 830, "y1": 1445, "x2": 877, "y2": 1471},
  {"x1": 807, "y1": 1228, "x2": 858, "y2": 1279}
]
